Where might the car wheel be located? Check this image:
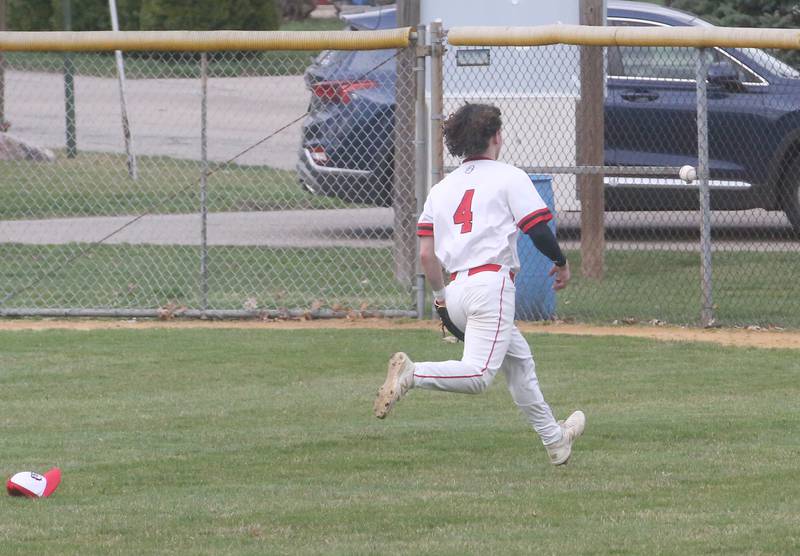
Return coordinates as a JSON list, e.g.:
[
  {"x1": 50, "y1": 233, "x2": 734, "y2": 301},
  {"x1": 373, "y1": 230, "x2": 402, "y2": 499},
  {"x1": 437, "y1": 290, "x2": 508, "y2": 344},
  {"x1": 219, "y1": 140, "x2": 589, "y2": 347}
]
[{"x1": 782, "y1": 157, "x2": 800, "y2": 234}]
